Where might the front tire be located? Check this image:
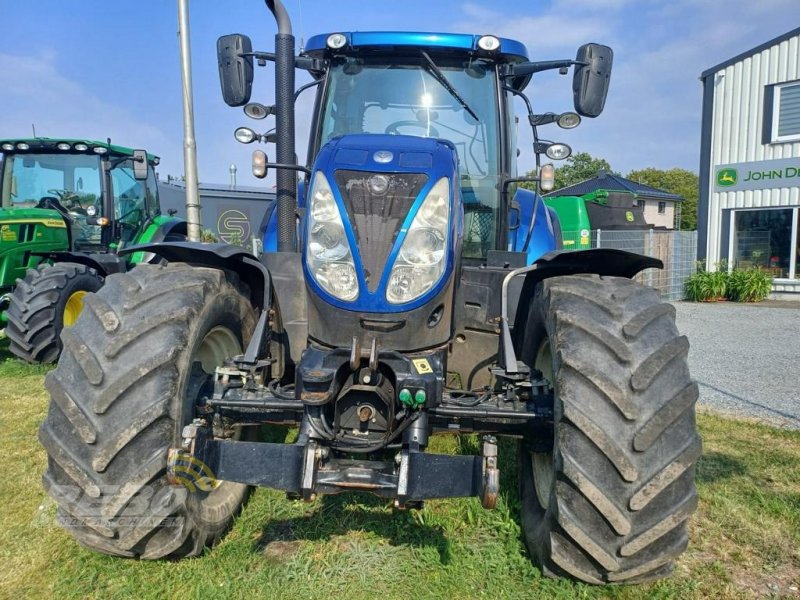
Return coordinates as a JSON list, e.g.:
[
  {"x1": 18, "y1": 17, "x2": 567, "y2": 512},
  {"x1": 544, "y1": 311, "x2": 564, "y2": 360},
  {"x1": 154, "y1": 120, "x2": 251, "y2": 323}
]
[
  {"x1": 6, "y1": 262, "x2": 103, "y2": 363},
  {"x1": 519, "y1": 275, "x2": 700, "y2": 584},
  {"x1": 39, "y1": 263, "x2": 257, "y2": 558}
]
